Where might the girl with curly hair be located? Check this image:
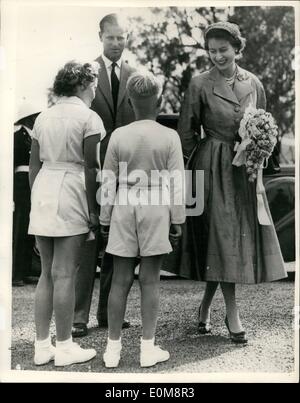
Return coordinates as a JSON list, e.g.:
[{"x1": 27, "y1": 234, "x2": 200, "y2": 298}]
[{"x1": 29, "y1": 61, "x2": 105, "y2": 366}]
